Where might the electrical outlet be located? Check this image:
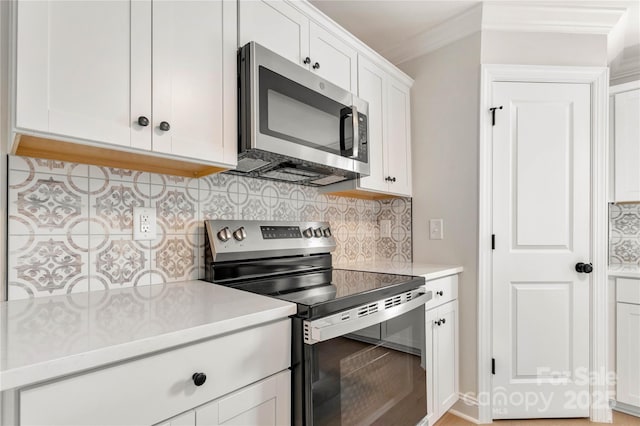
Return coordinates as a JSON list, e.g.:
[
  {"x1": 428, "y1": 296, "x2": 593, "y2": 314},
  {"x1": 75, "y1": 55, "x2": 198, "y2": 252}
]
[
  {"x1": 133, "y1": 207, "x2": 156, "y2": 240},
  {"x1": 429, "y1": 219, "x2": 444, "y2": 240},
  {"x1": 380, "y1": 219, "x2": 391, "y2": 238}
]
